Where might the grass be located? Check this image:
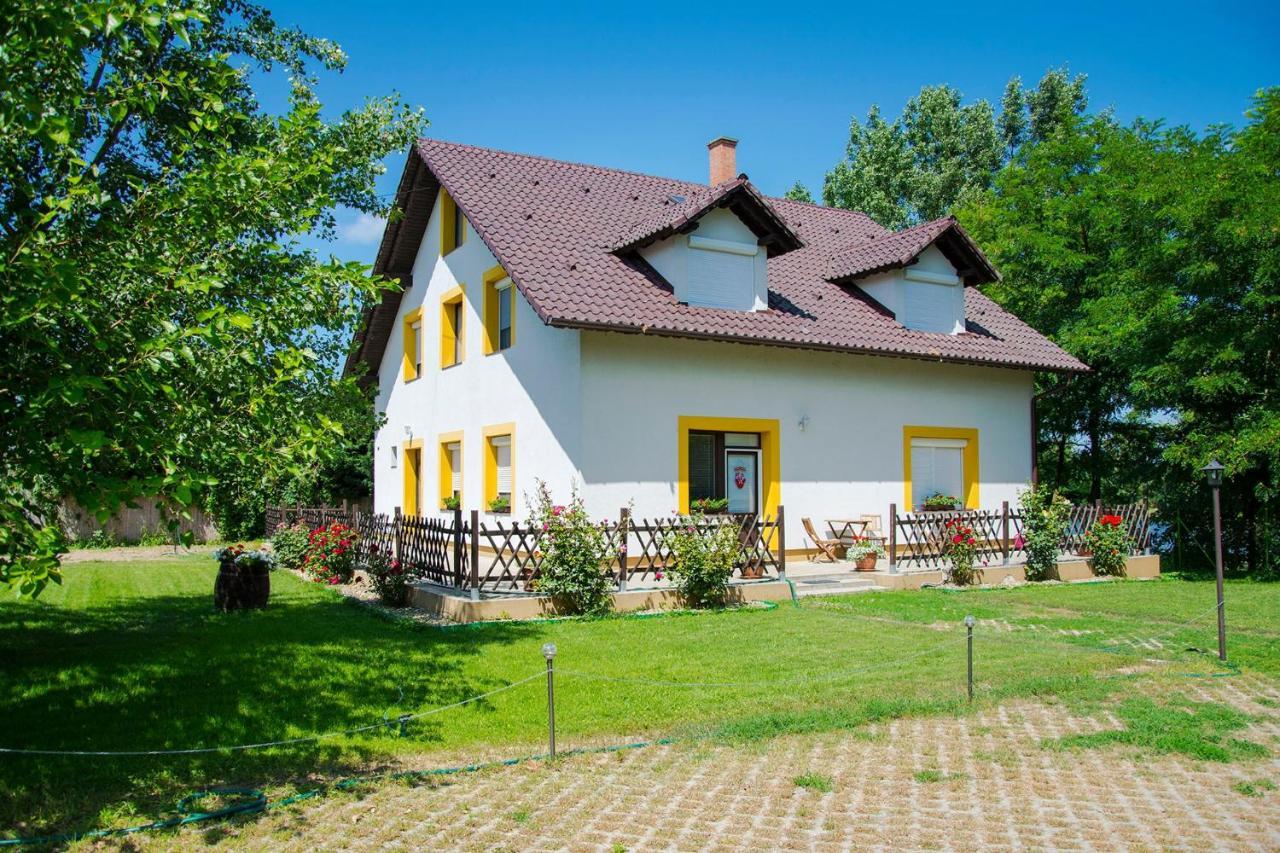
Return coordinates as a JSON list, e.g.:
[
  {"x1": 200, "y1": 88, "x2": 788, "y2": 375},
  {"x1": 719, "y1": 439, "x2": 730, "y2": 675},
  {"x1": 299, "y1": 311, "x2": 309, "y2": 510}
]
[
  {"x1": 1042, "y1": 695, "x2": 1270, "y2": 762},
  {"x1": 912, "y1": 769, "x2": 965, "y2": 783},
  {"x1": 0, "y1": 558, "x2": 1267, "y2": 838},
  {"x1": 1232, "y1": 778, "x2": 1276, "y2": 797},
  {"x1": 793, "y1": 772, "x2": 833, "y2": 792}
]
